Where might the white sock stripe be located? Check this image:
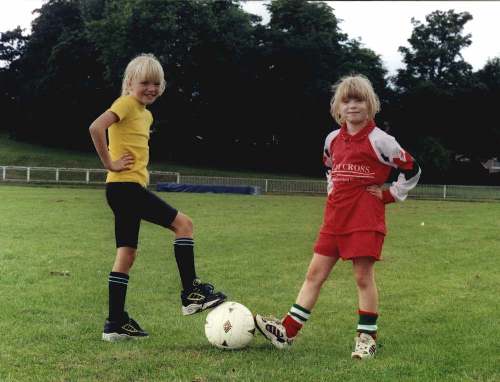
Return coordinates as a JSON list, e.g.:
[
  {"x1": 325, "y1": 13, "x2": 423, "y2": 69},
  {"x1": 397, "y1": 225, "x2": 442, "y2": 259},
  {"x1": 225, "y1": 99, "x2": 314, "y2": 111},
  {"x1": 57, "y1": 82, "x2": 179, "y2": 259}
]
[
  {"x1": 357, "y1": 324, "x2": 378, "y2": 331},
  {"x1": 174, "y1": 240, "x2": 194, "y2": 245},
  {"x1": 108, "y1": 276, "x2": 128, "y2": 283},
  {"x1": 109, "y1": 279, "x2": 128, "y2": 285},
  {"x1": 173, "y1": 243, "x2": 194, "y2": 246},
  {"x1": 290, "y1": 306, "x2": 310, "y2": 320}
]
